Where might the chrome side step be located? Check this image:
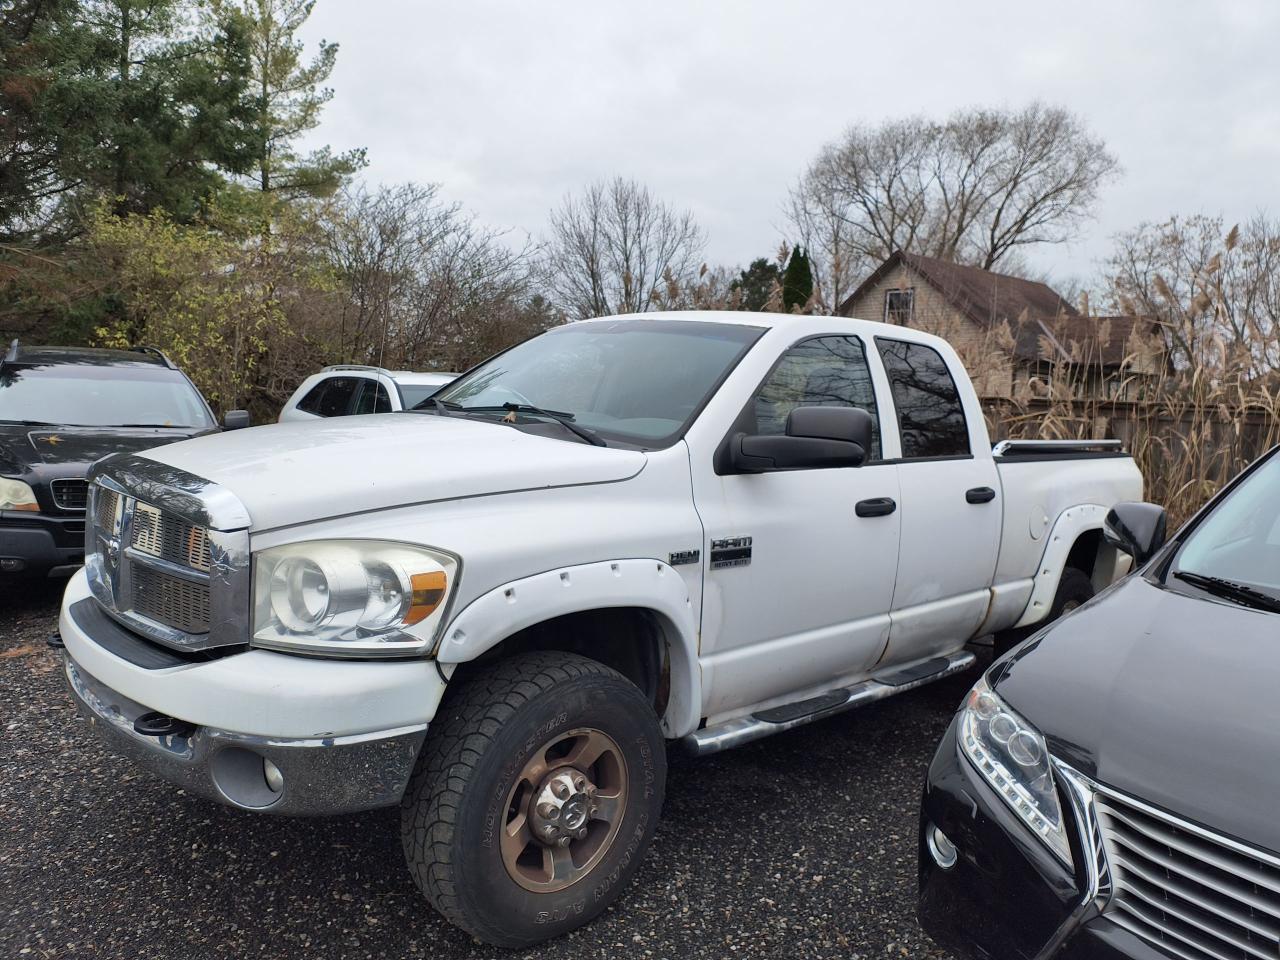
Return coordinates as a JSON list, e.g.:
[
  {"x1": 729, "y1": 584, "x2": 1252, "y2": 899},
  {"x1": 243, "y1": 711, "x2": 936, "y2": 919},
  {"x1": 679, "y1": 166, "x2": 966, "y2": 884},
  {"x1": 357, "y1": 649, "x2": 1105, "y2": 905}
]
[{"x1": 680, "y1": 650, "x2": 977, "y2": 757}]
